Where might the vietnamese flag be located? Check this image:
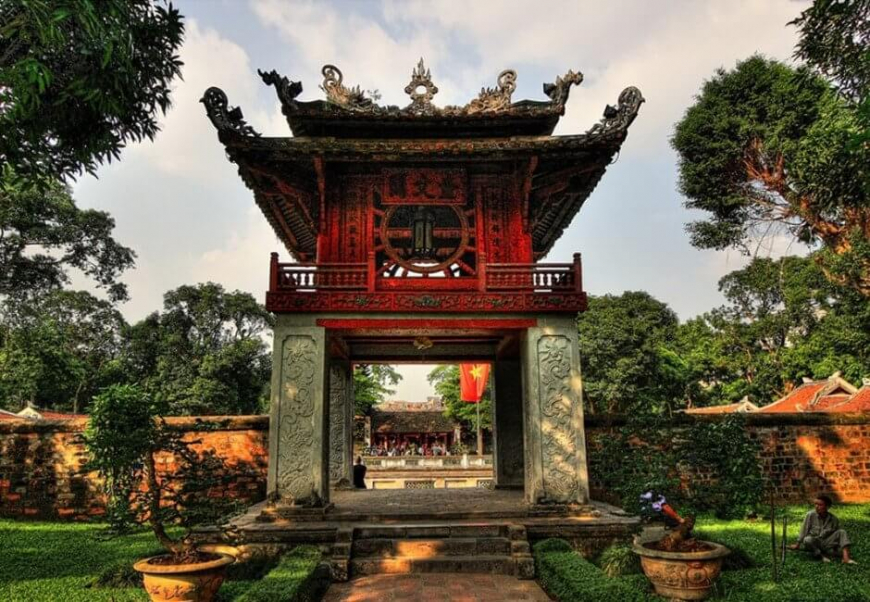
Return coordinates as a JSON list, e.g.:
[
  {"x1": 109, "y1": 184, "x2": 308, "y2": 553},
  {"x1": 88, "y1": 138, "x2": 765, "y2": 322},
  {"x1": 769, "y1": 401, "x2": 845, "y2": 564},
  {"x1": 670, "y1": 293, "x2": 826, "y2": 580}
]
[{"x1": 460, "y1": 363, "x2": 490, "y2": 403}]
